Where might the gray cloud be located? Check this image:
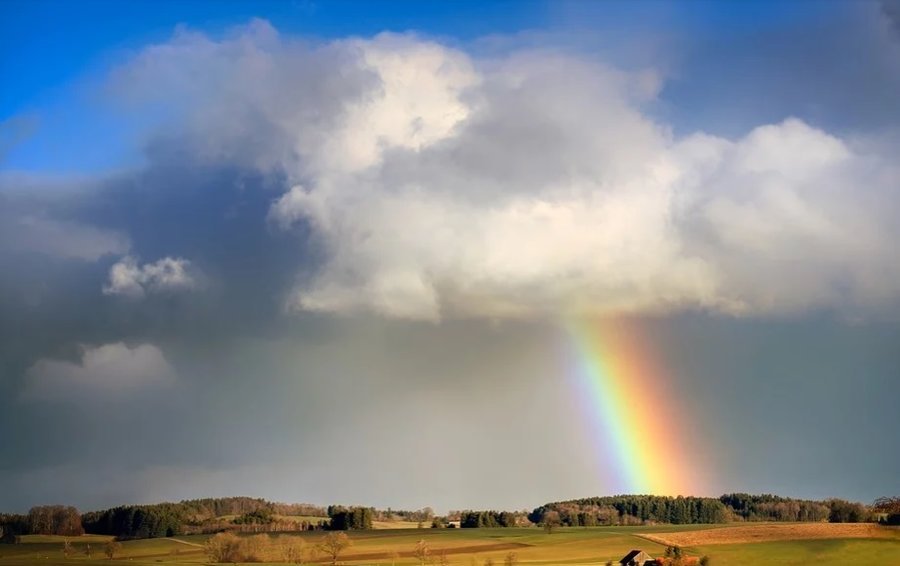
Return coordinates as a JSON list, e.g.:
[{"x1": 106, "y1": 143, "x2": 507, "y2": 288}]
[
  {"x1": 0, "y1": 214, "x2": 129, "y2": 261},
  {"x1": 659, "y1": 1, "x2": 900, "y2": 137},
  {"x1": 1, "y1": 13, "x2": 899, "y2": 513},
  {"x1": 881, "y1": 0, "x2": 900, "y2": 35},
  {"x1": 21, "y1": 342, "x2": 176, "y2": 402}
]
